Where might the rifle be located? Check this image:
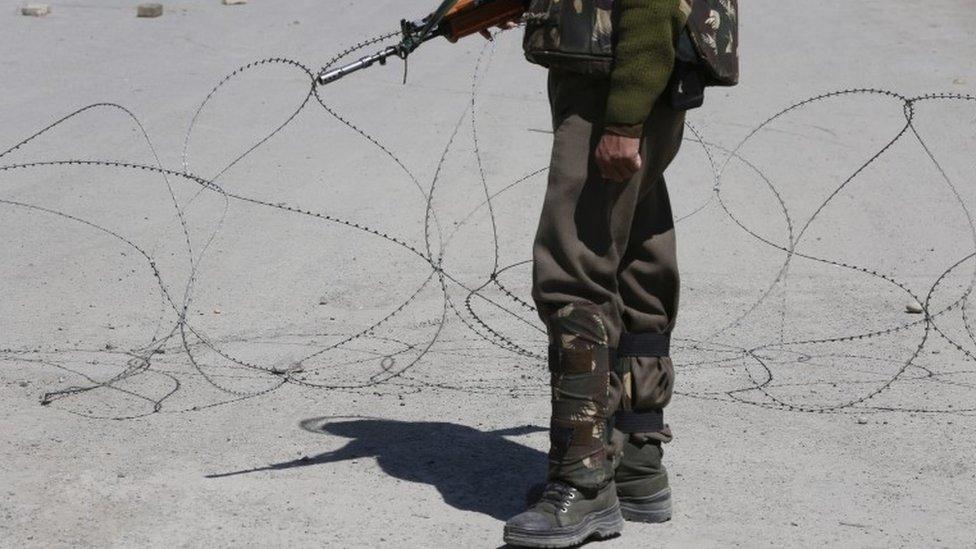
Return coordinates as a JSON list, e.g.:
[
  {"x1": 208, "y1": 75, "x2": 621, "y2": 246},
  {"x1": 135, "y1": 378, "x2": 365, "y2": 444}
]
[{"x1": 317, "y1": 0, "x2": 525, "y2": 86}]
